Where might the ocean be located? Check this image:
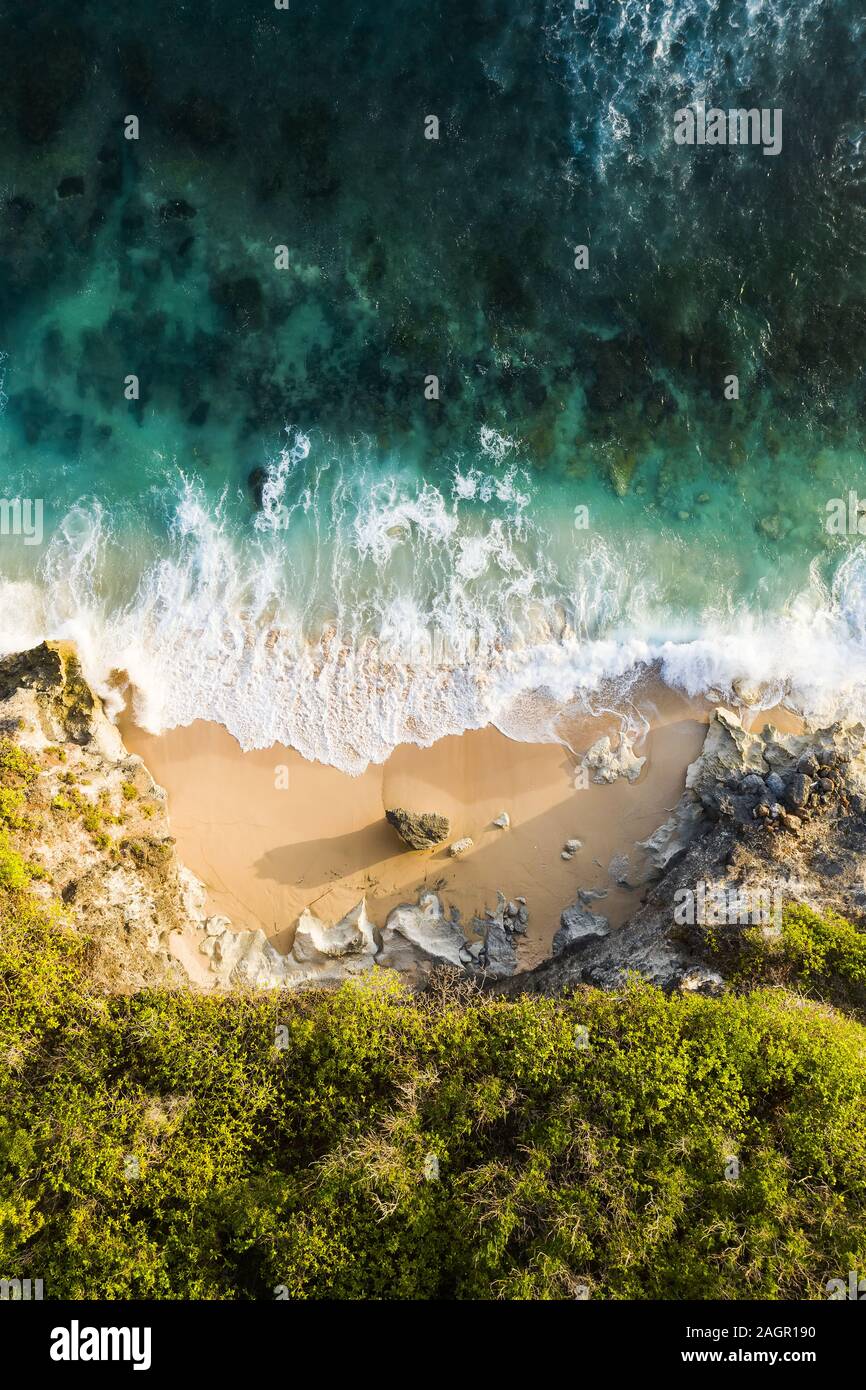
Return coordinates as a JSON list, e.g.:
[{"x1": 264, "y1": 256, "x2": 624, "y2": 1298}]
[{"x1": 1, "y1": 0, "x2": 865, "y2": 770}]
